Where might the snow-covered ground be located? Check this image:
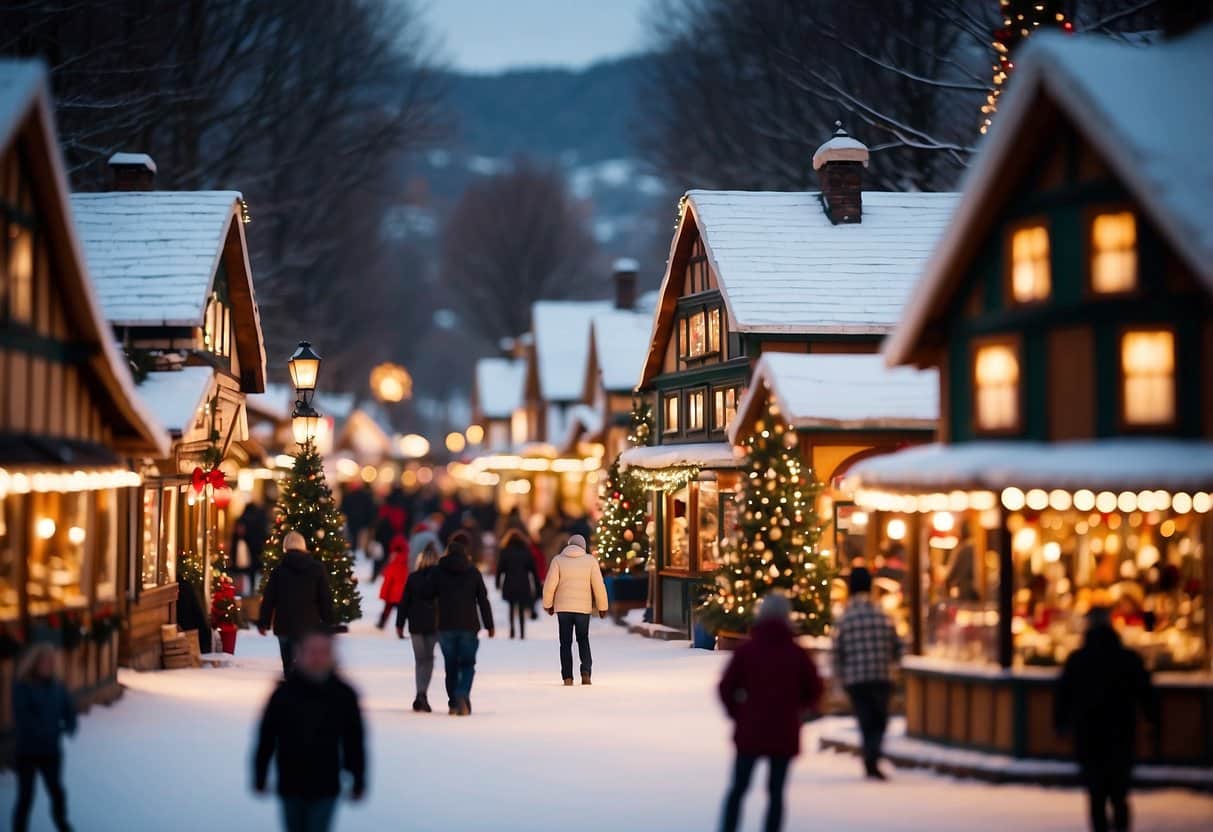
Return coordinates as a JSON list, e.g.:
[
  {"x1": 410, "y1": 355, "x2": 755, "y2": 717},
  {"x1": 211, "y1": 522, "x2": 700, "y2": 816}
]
[{"x1": 5, "y1": 568, "x2": 1213, "y2": 831}]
